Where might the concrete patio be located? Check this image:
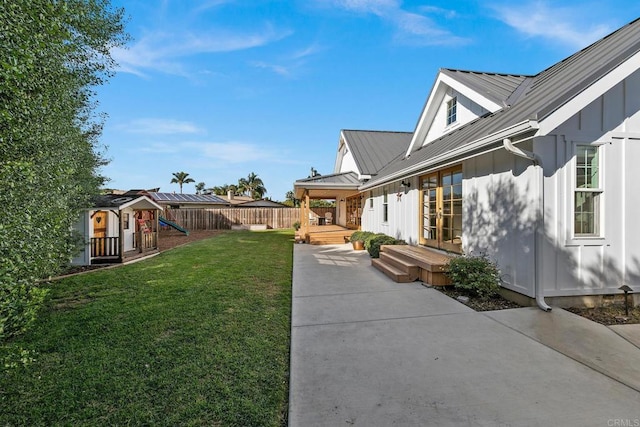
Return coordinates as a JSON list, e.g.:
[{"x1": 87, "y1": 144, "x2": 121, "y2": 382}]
[{"x1": 289, "y1": 244, "x2": 640, "y2": 426}]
